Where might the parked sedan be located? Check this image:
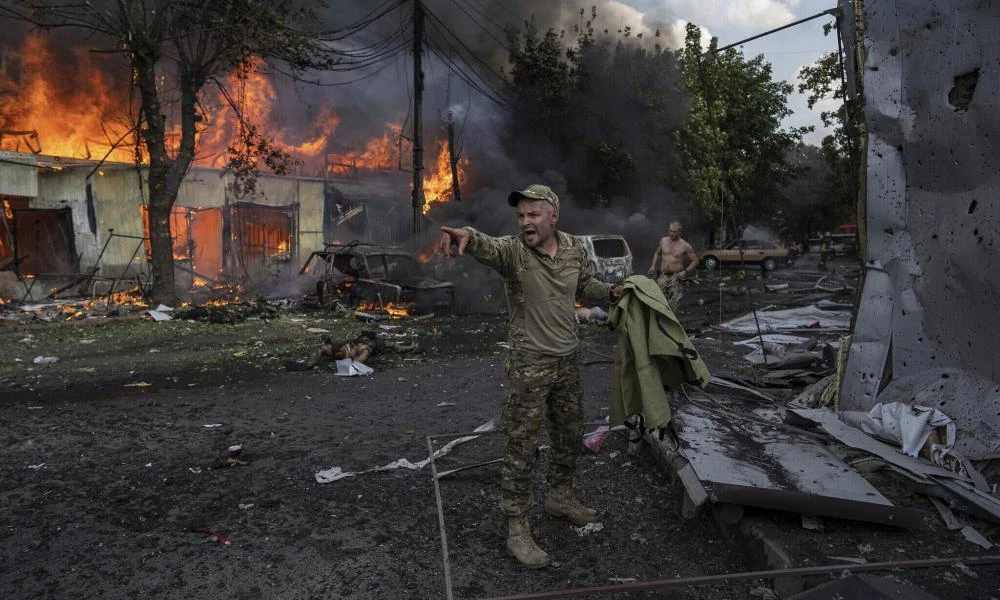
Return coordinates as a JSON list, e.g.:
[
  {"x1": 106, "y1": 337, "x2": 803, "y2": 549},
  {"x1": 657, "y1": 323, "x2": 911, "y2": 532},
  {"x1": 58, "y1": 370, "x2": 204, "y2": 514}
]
[{"x1": 698, "y1": 239, "x2": 791, "y2": 271}]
